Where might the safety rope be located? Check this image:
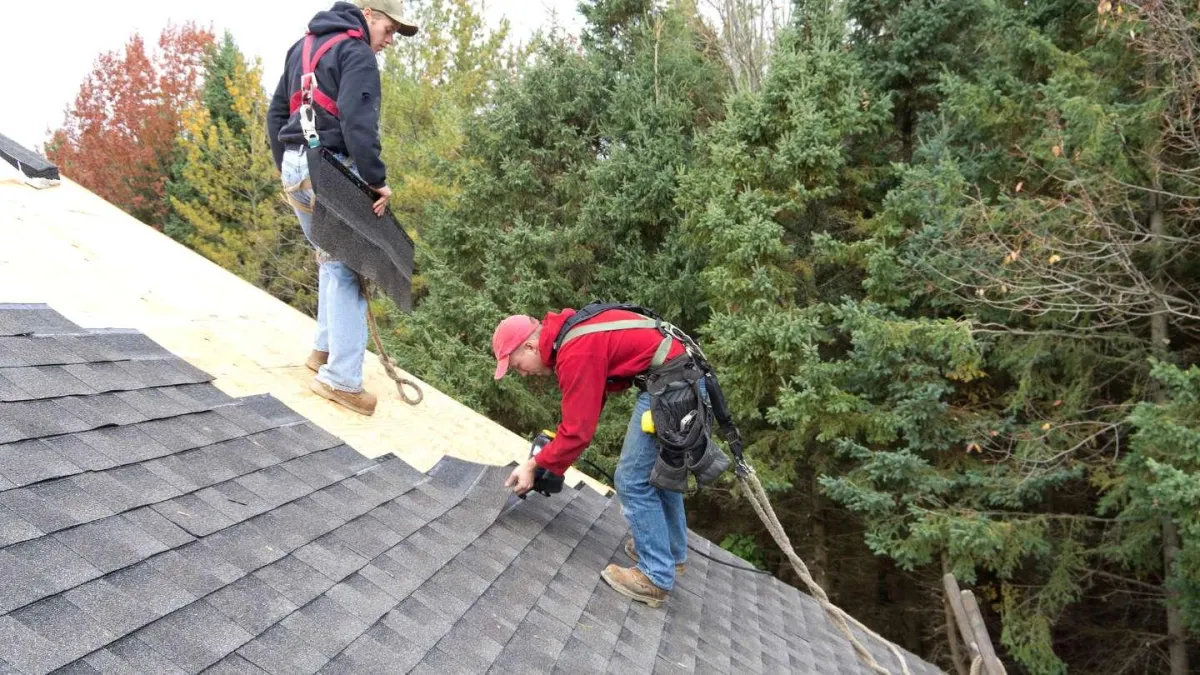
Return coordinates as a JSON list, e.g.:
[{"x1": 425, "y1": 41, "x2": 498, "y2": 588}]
[
  {"x1": 364, "y1": 301, "x2": 423, "y2": 406},
  {"x1": 737, "y1": 466, "x2": 913, "y2": 675},
  {"x1": 357, "y1": 277, "x2": 423, "y2": 406},
  {"x1": 971, "y1": 657, "x2": 983, "y2": 675}
]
